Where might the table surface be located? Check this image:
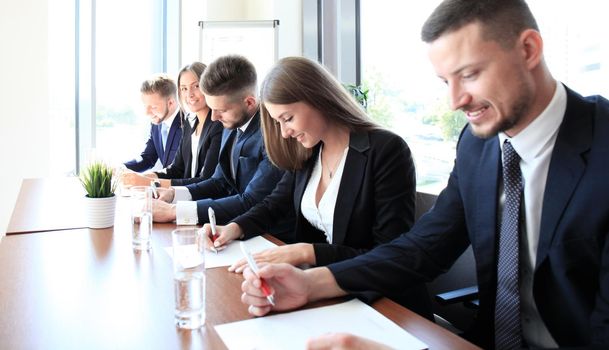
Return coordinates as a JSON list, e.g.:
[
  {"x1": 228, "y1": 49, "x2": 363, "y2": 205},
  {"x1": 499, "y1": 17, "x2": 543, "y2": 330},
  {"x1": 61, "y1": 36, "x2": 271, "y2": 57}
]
[
  {"x1": 0, "y1": 178, "x2": 480, "y2": 349},
  {"x1": 6, "y1": 177, "x2": 88, "y2": 234}
]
